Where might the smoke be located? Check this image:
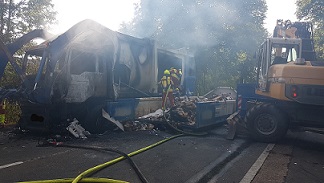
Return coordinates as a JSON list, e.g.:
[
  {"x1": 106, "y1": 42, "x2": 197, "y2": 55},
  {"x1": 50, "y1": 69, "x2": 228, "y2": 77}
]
[
  {"x1": 135, "y1": 0, "x2": 237, "y2": 46},
  {"x1": 183, "y1": 2, "x2": 238, "y2": 46},
  {"x1": 123, "y1": 0, "x2": 266, "y2": 53}
]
